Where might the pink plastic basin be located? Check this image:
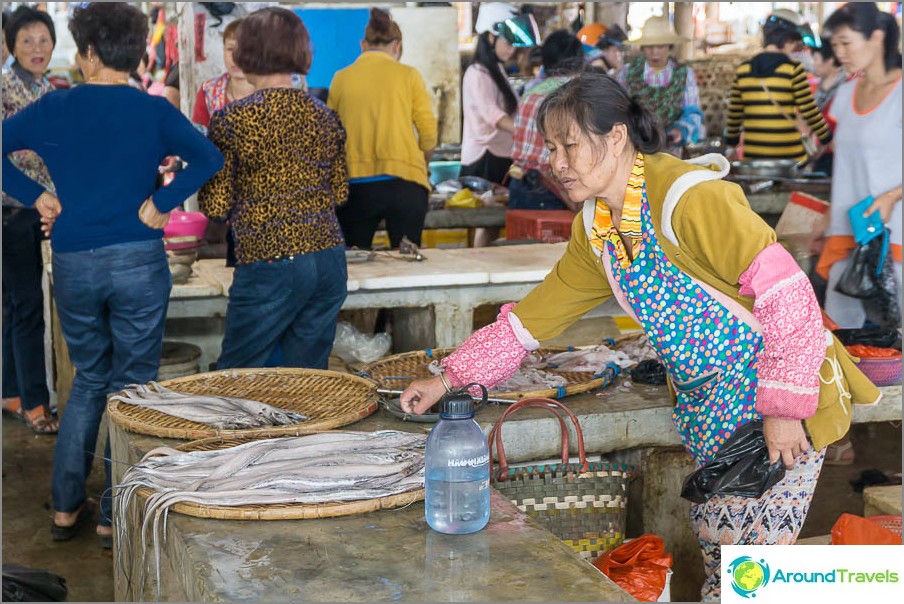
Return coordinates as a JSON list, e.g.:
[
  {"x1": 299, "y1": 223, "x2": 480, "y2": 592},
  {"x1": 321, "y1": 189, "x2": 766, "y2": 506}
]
[{"x1": 164, "y1": 210, "x2": 208, "y2": 240}]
